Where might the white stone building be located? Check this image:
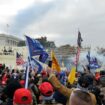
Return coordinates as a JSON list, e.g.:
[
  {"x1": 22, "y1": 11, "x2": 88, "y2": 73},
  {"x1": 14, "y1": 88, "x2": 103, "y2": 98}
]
[{"x1": 0, "y1": 34, "x2": 22, "y2": 46}]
